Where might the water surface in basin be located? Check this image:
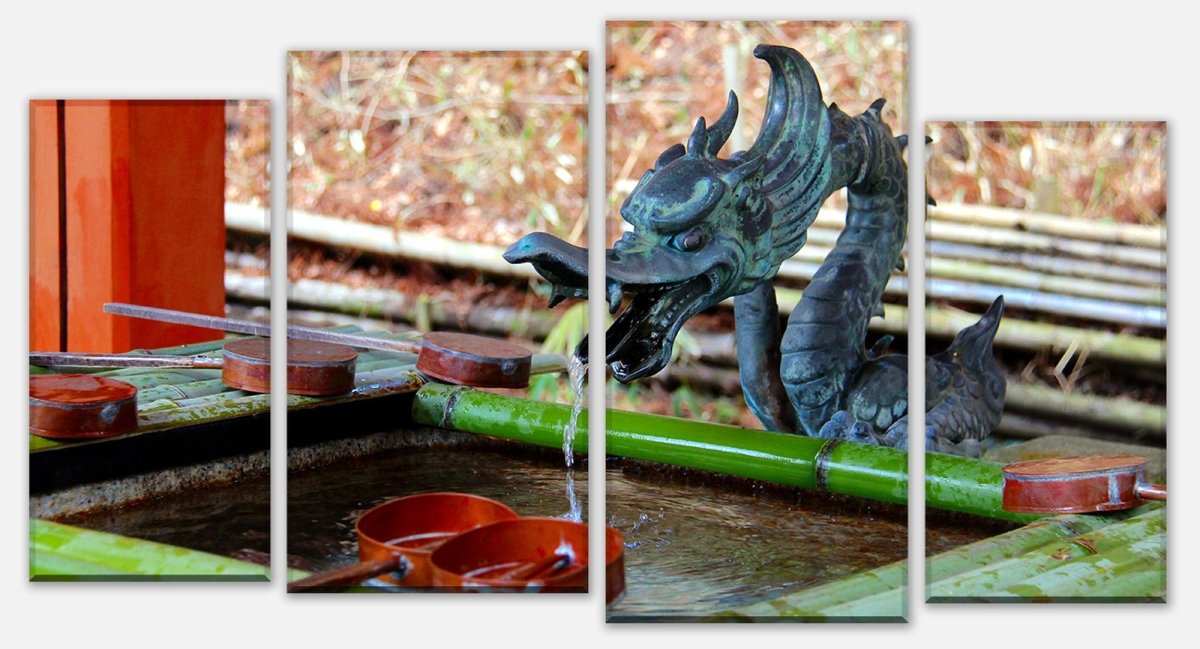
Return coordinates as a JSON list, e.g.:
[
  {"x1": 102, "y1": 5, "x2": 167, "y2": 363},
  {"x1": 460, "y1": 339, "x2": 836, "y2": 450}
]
[
  {"x1": 606, "y1": 462, "x2": 907, "y2": 619},
  {"x1": 57, "y1": 474, "x2": 270, "y2": 561}
]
